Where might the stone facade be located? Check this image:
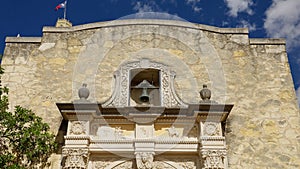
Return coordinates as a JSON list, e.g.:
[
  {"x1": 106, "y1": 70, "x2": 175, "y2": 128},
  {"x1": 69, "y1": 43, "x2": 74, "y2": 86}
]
[{"x1": 2, "y1": 19, "x2": 300, "y2": 168}]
